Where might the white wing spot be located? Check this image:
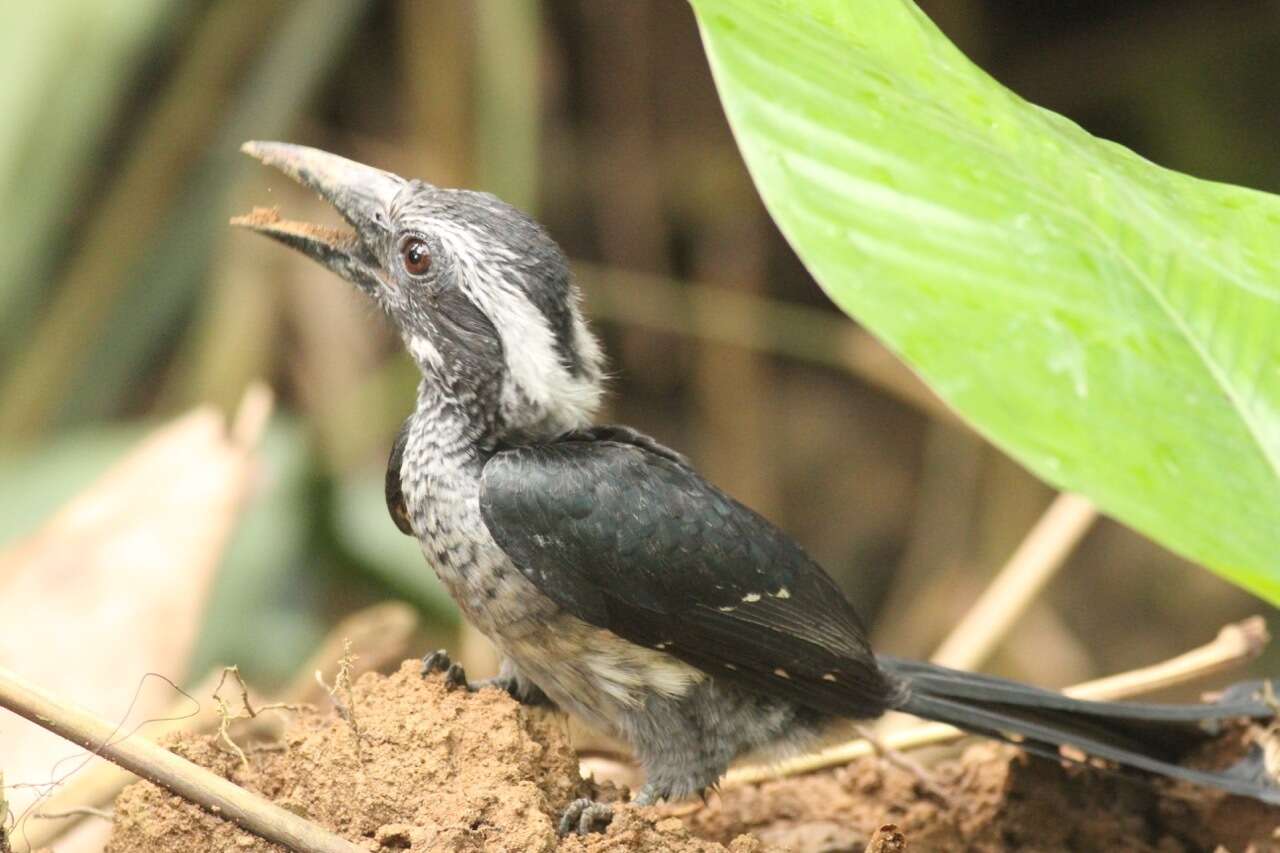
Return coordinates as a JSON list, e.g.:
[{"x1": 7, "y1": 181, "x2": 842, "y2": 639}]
[
  {"x1": 742, "y1": 592, "x2": 762, "y2": 603},
  {"x1": 822, "y1": 673, "x2": 837, "y2": 682},
  {"x1": 773, "y1": 668, "x2": 791, "y2": 679},
  {"x1": 725, "y1": 663, "x2": 738, "y2": 671},
  {"x1": 718, "y1": 605, "x2": 736, "y2": 612},
  {"x1": 772, "y1": 587, "x2": 791, "y2": 599}
]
